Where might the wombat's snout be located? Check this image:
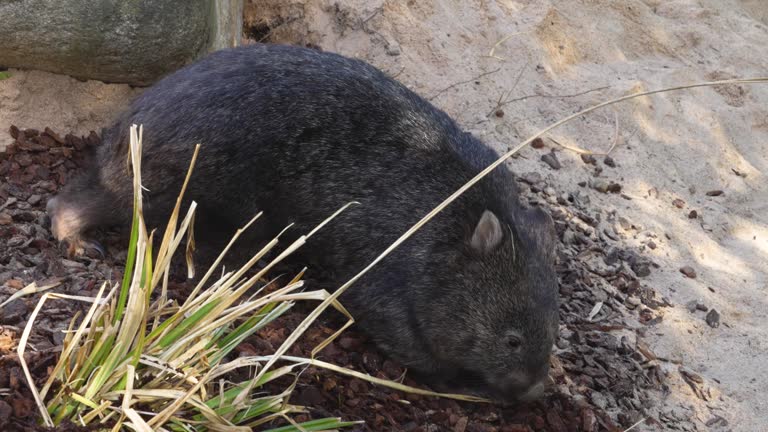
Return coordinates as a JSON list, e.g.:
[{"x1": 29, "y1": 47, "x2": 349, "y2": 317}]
[
  {"x1": 46, "y1": 195, "x2": 105, "y2": 257},
  {"x1": 46, "y1": 196, "x2": 66, "y2": 240},
  {"x1": 496, "y1": 366, "x2": 550, "y2": 403},
  {"x1": 514, "y1": 380, "x2": 547, "y2": 403},
  {"x1": 47, "y1": 196, "x2": 80, "y2": 242}
]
